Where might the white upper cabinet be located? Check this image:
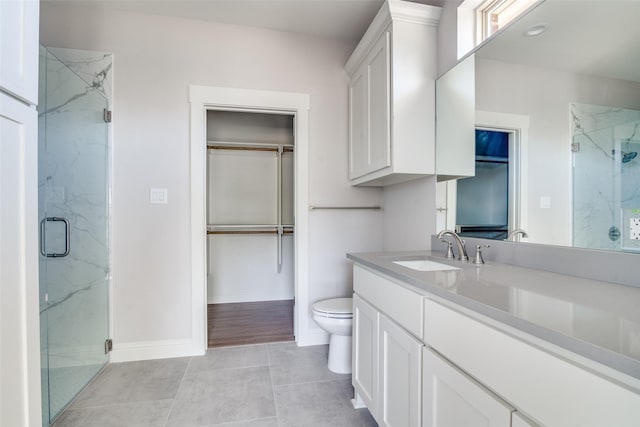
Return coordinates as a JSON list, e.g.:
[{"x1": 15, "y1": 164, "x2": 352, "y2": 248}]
[
  {"x1": 345, "y1": 0, "x2": 441, "y2": 186},
  {"x1": 0, "y1": 0, "x2": 39, "y2": 105}
]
